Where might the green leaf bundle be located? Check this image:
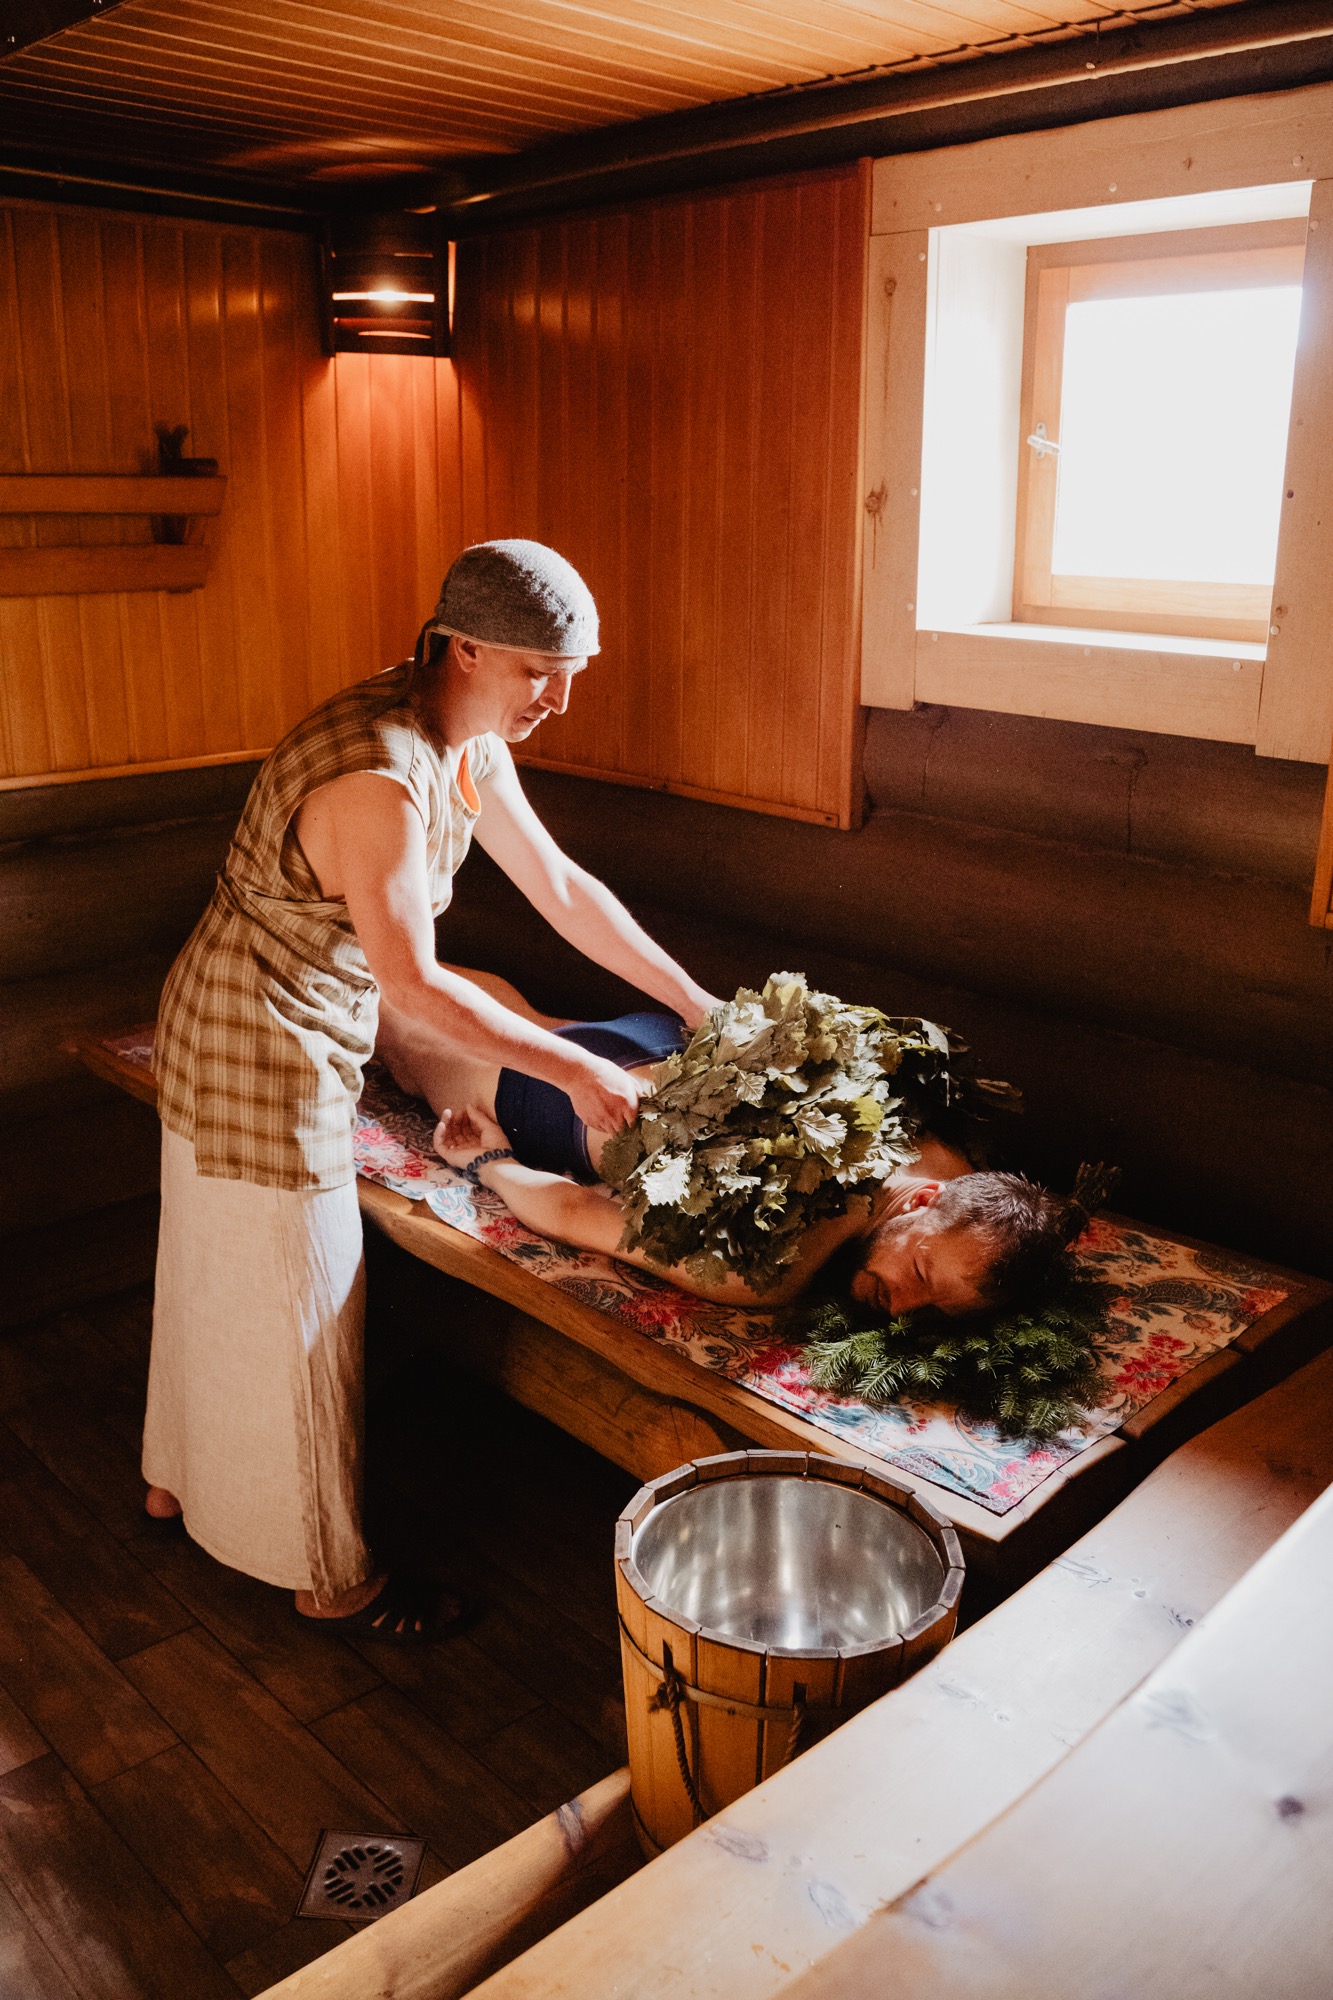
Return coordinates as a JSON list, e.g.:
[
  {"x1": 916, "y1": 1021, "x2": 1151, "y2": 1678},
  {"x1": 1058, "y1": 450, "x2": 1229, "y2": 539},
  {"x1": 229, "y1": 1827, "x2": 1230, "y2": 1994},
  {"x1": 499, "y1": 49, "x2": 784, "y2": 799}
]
[
  {"x1": 796, "y1": 1264, "x2": 1111, "y2": 1440},
  {"x1": 598, "y1": 972, "x2": 1017, "y2": 1295}
]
